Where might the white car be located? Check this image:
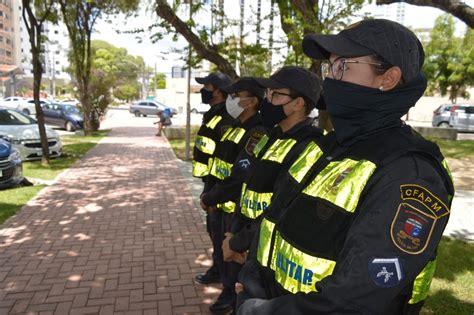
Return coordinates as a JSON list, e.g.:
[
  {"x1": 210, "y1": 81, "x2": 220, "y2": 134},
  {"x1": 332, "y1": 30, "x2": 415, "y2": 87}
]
[
  {"x1": 0, "y1": 108, "x2": 62, "y2": 161},
  {"x1": 191, "y1": 103, "x2": 210, "y2": 114},
  {"x1": 0, "y1": 97, "x2": 36, "y2": 116}
]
